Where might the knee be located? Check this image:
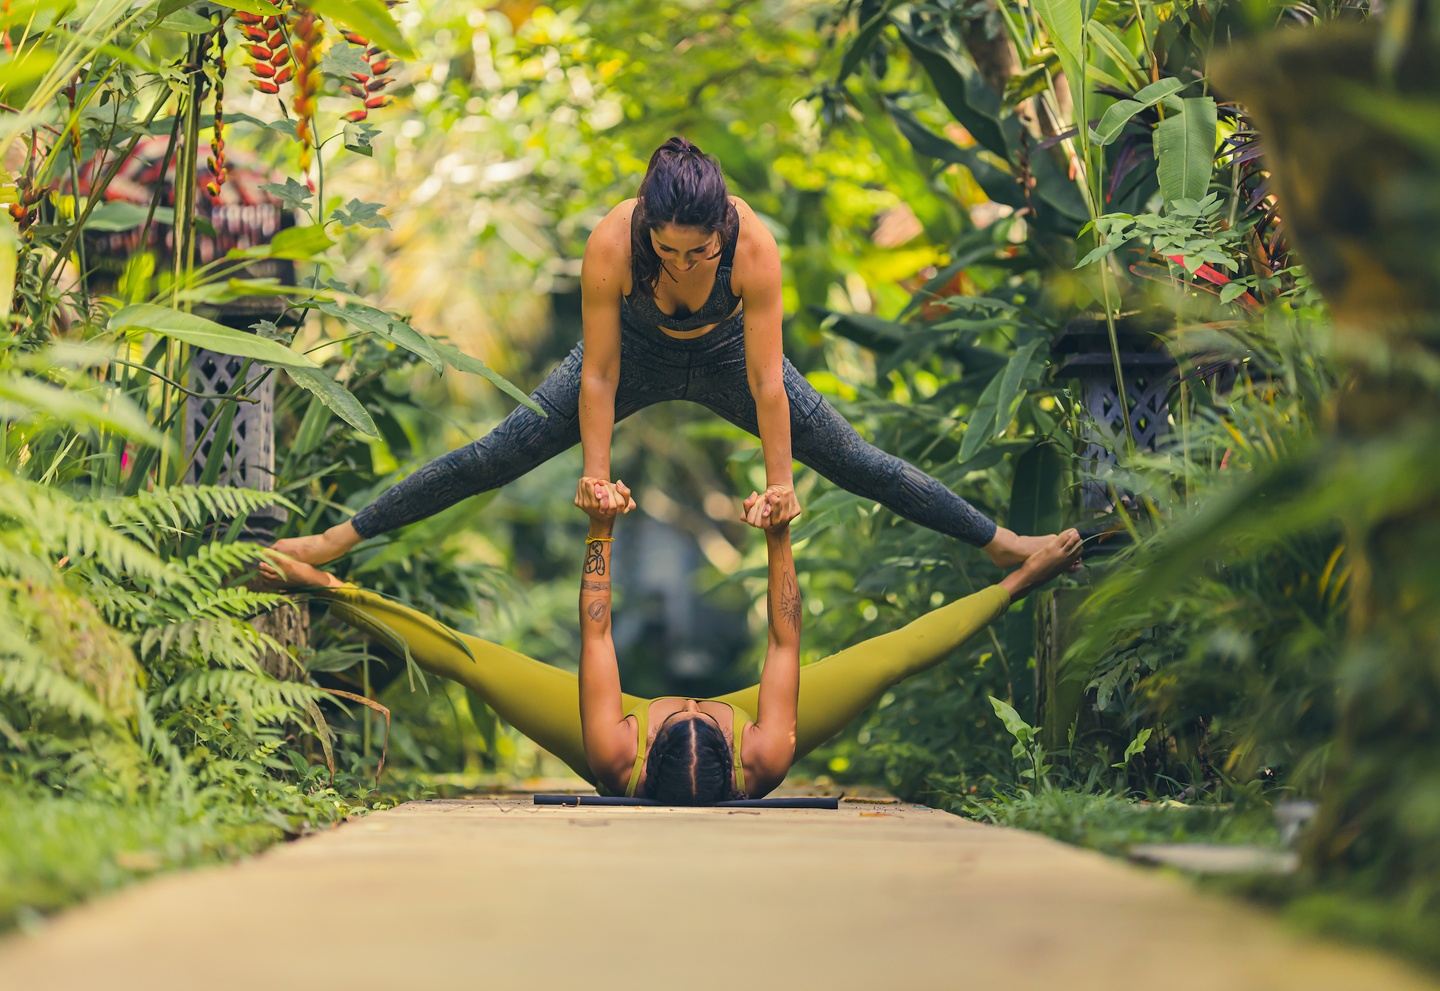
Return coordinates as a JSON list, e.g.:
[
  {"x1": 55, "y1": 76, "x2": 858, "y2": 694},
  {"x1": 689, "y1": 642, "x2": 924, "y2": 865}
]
[{"x1": 893, "y1": 461, "x2": 941, "y2": 504}]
